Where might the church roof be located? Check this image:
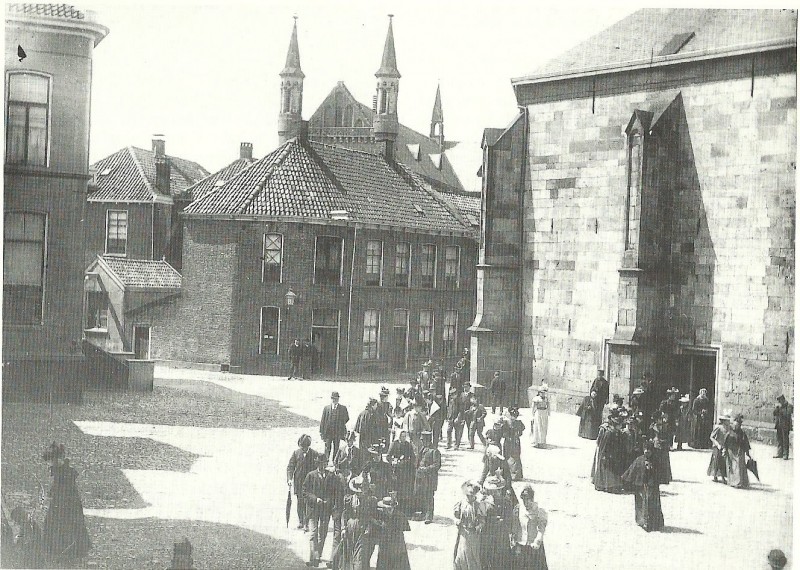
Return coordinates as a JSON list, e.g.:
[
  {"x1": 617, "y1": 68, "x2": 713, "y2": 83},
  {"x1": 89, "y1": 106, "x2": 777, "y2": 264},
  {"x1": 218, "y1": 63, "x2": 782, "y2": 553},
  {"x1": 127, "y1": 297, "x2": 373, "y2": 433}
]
[
  {"x1": 183, "y1": 138, "x2": 474, "y2": 236},
  {"x1": 307, "y1": 83, "x2": 465, "y2": 193},
  {"x1": 281, "y1": 18, "x2": 304, "y2": 78},
  {"x1": 89, "y1": 146, "x2": 209, "y2": 203},
  {"x1": 513, "y1": 8, "x2": 797, "y2": 85},
  {"x1": 376, "y1": 17, "x2": 401, "y2": 78}
]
